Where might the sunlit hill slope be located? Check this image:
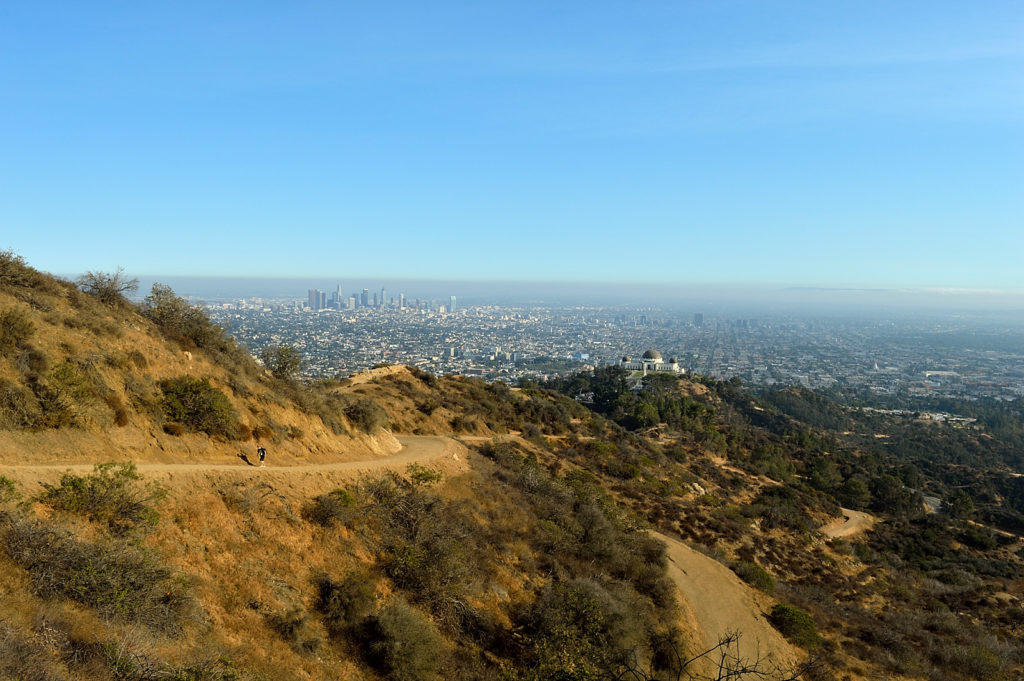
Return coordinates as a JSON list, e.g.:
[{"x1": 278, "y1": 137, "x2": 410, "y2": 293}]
[{"x1": 0, "y1": 251, "x2": 1021, "y2": 681}]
